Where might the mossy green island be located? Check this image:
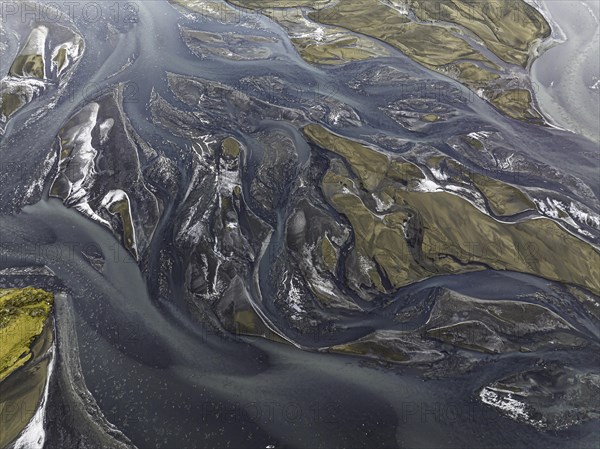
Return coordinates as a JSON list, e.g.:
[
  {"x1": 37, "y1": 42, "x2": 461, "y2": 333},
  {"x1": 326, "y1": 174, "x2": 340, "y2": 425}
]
[
  {"x1": 304, "y1": 124, "x2": 600, "y2": 295},
  {"x1": 0, "y1": 287, "x2": 54, "y2": 381}
]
